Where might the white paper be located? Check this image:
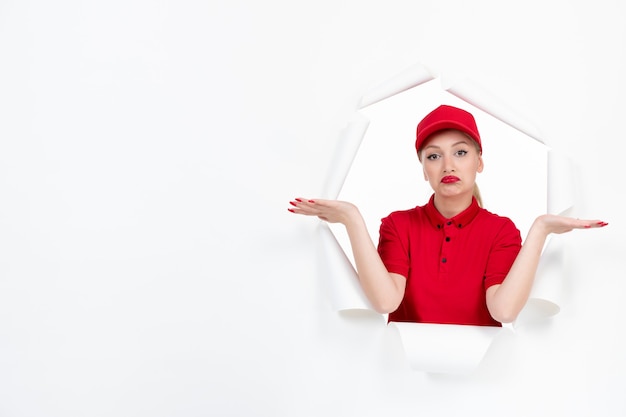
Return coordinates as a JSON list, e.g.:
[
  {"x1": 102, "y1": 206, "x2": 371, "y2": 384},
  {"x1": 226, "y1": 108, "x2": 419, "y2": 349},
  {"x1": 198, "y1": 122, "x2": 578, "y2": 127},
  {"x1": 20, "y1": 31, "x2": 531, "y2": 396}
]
[
  {"x1": 317, "y1": 223, "x2": 374, "y2": 312},
  {"x1": 444, "y1": 76, "x2": 546, "y2": 145},
  {"x1": 390, "y1": 322, "x2": 504, "y2": 374},
  {"x1": 547, "y1": 149, "x2": 575, "y2": 215},
  {"x1": 514, "y1": 235, "x2": 564, "y2": 327},
  {"x1": 359, "y1": 63, "x2": 435, "y2": 109},
  {"x1": 320, "y1": 113, "x2": 370, "y2": 200}
]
